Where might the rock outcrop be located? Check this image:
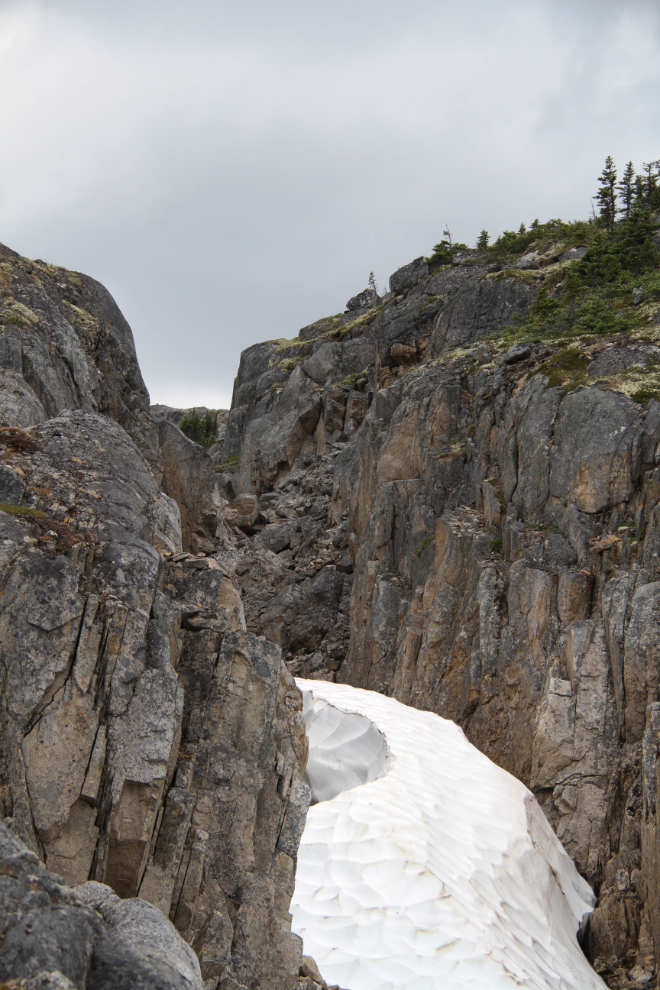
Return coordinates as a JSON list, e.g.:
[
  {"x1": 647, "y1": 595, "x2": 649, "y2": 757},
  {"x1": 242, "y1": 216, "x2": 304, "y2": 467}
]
[
  {"x1": 0, "y1": 242, "x2": 160, "y2": 474},
  {"x1": 0, "y1": 819, "x2": 203, "y2": 990},
  {"x1": 157, "y1": 419, "x2": 221, "y2": 552},
  {"x1": 0, "y1": 245, "x2": 311, "y2": 990},
  {"x1": 218, "y1": 245, "x2": 660, "y2": 987}
]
